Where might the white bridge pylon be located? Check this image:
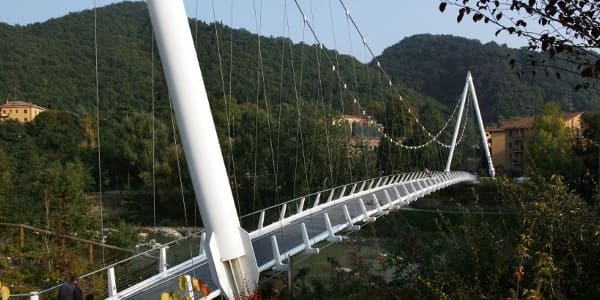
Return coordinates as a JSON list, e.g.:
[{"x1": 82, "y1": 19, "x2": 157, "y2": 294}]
[
  {"x1": 4, "y1": 0, "x2": 496, "y2": 299},
  {"x1": 147, "y1": 0, "x2": 258, "y2": 299},
  {"x1": 132, "y1": 1, "x2": 488, "y2": 298},
  {"x1": 90, "y1": 1, "x2": 491, "y2": 299},
  {"x1": 445, "y1": 72, "x2": 495, "y2": 177}
]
